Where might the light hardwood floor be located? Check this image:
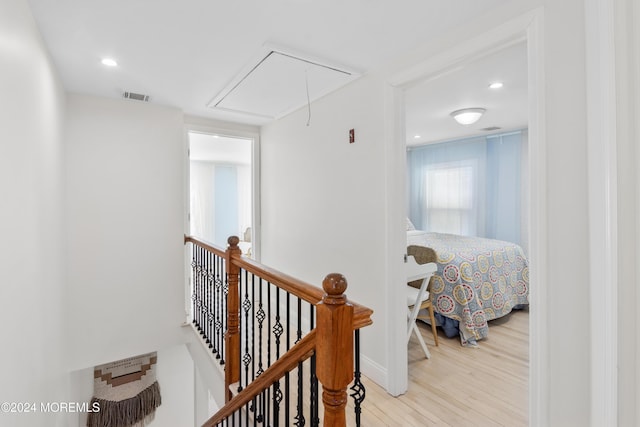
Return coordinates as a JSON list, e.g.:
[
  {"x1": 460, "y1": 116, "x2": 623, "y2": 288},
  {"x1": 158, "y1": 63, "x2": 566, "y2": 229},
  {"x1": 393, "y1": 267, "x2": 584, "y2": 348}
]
[{"x1": 353, "y1": 309, "x2": 529, "y2": 426}]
